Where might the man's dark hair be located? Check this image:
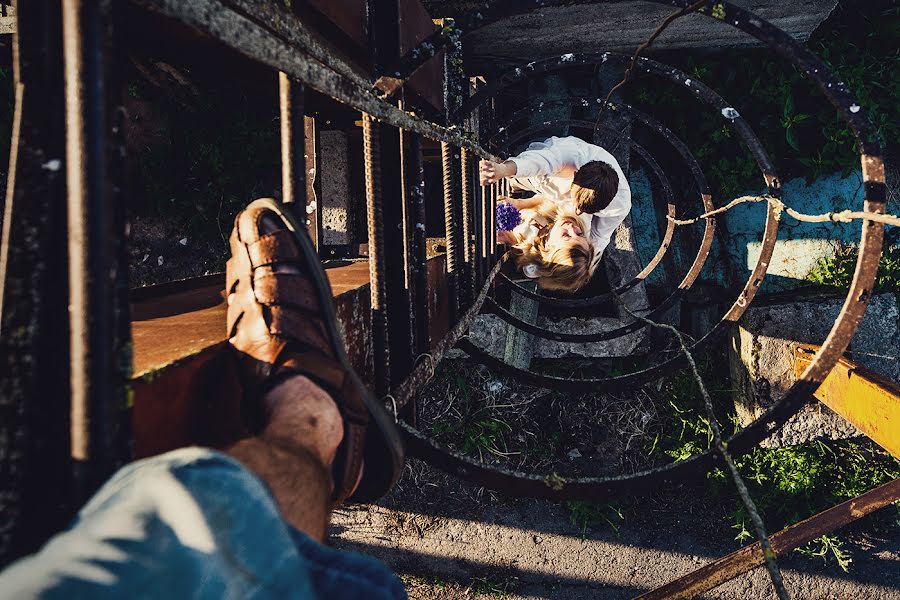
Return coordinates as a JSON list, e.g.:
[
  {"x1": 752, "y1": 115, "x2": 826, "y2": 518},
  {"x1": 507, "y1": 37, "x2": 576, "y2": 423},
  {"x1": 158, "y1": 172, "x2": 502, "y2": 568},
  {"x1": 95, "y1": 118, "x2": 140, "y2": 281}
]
[{"x1": 572, "y1": 160, "x2": 619, "y2": 214}]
